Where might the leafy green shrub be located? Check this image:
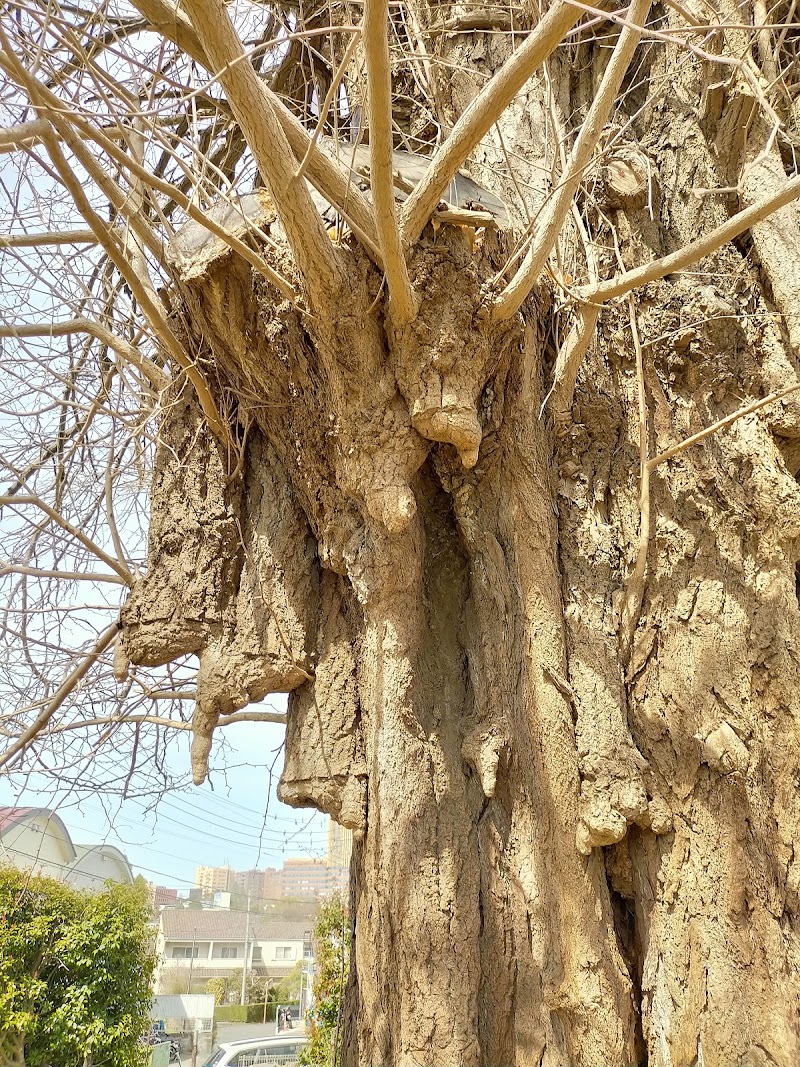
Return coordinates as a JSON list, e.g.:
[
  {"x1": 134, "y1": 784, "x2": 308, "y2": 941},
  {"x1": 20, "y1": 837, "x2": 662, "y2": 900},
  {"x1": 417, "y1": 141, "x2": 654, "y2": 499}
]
[
  {"x1": 0, "y1": 866, "x2": 156, "y2": 1067},
  {"x1": 299, "y1": 896, "x2": 349, "y2": 1067}
]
